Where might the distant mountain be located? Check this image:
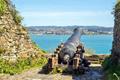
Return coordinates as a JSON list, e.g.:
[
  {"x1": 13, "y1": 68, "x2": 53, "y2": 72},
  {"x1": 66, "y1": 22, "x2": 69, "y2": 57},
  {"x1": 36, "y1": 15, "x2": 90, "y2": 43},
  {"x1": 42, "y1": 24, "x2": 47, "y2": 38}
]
[{"x1": 26, "y1": 26, "x2": 113, "y2": 35}]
